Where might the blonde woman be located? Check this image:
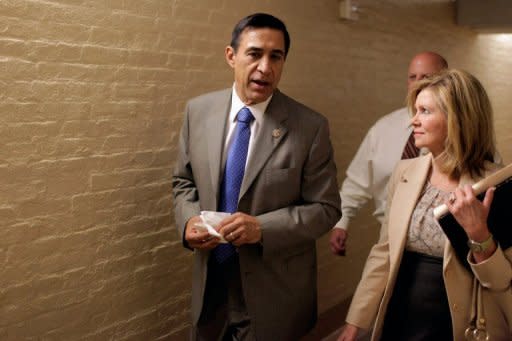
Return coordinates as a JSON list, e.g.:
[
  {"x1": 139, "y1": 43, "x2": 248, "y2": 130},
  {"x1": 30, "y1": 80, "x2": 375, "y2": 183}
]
[{"x1": 338, "y1": 69, "x2": 512, "y2": 340}]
